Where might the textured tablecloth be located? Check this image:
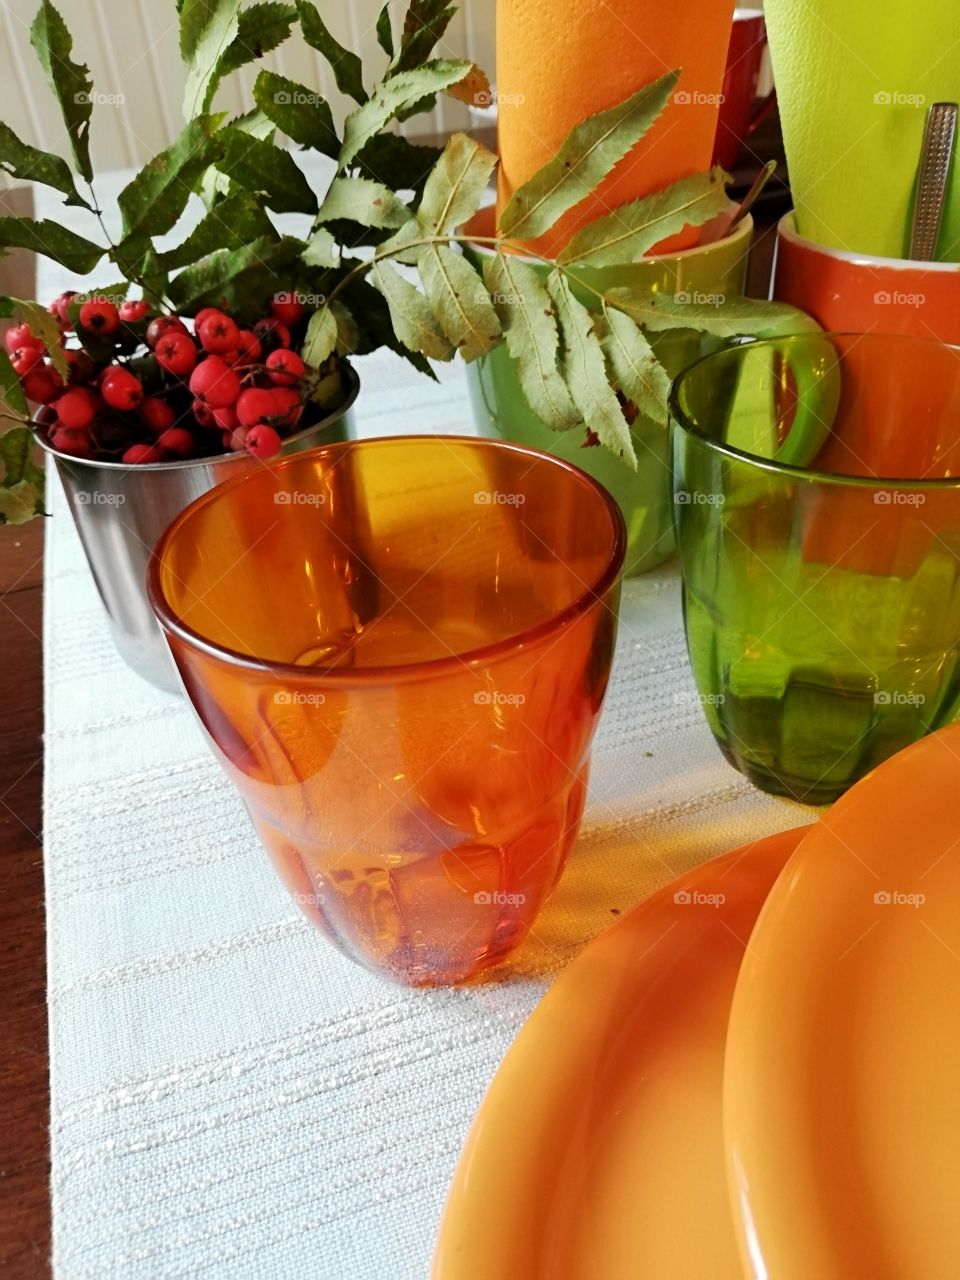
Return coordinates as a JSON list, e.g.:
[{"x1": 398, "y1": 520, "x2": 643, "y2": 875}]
[{"x1": 35, "y1": 163, "x2": 811, "y2": 1277}]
